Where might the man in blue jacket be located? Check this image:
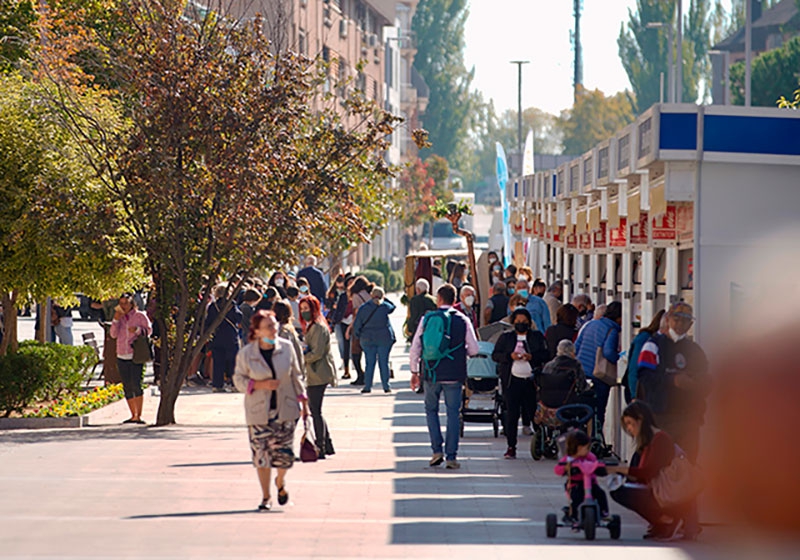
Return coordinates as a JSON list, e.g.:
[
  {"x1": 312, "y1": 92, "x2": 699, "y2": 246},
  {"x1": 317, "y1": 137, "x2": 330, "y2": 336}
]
[
  {"x1": 575, "y1": 301, "x2": 622, "y2": 428},
  {"x1": 297, "y1": 255, "x2": 328, "y2": 308},
  {"x1": 516, "y1": 279, "x2": 551, "y2": 333}
]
